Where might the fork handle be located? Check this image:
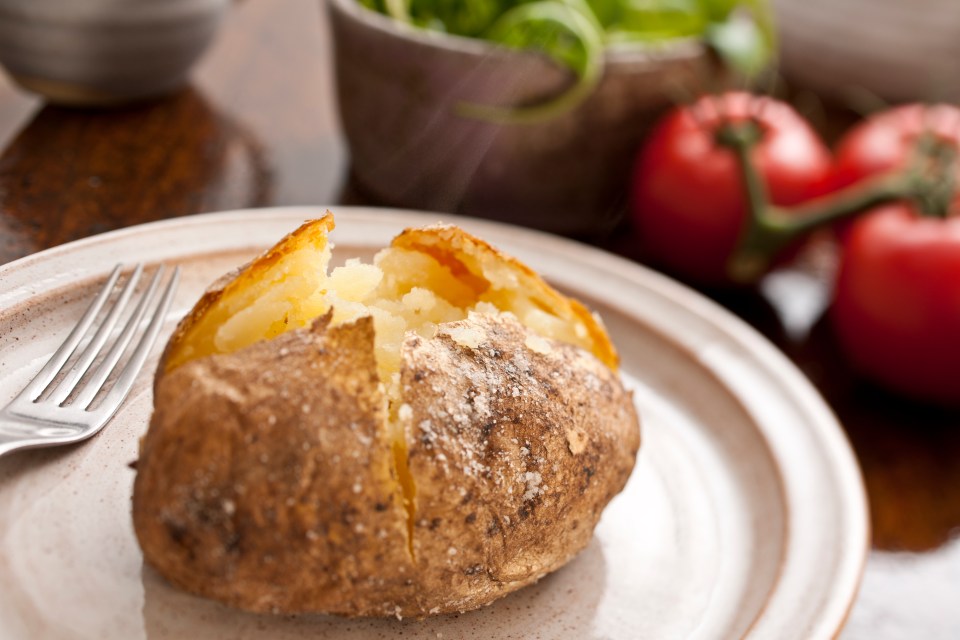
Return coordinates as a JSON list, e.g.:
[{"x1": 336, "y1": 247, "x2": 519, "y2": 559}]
[
  {"x1": 0, "y1": 429, "x2": 29, "y2": 458},
  {"x1": 0, "y1": 420, "x2": 54, "y2": 458}
]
